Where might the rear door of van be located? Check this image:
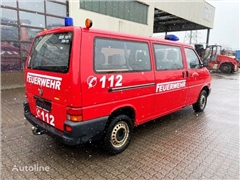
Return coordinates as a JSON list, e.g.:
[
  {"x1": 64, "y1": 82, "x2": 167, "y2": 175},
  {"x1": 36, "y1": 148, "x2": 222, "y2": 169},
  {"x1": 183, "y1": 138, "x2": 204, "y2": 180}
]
[{"x1": 25, "y1": 27, "x2": 82, "y2": 131}]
